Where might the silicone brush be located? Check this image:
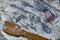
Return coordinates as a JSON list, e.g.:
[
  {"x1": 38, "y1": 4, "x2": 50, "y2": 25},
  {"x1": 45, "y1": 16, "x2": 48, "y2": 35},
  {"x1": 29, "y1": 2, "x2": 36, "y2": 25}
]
[
  {"x1": 34, "y1": 0, "x2": 56, "y2": 22},
  {"x1": 43, "y1": 8, "x2": 56, "y2": 22}
]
